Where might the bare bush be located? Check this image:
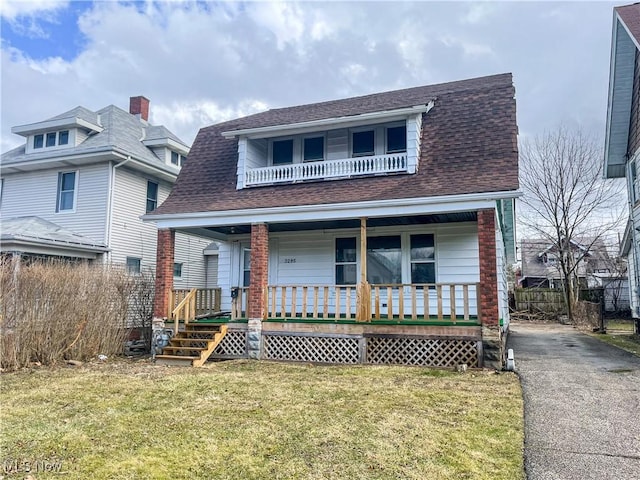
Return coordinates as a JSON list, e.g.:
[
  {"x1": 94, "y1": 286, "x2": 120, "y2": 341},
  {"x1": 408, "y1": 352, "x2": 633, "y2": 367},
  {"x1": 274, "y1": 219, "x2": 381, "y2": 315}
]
[{"x1": 0, "y1": 257, "x2": 155, "y2": 370}]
